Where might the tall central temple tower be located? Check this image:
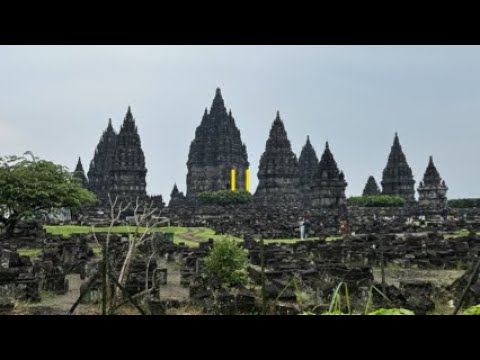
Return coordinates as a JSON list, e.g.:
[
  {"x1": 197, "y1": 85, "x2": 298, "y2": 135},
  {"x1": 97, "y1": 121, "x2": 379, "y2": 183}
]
[{"x1": 186, "y1": 88, "x2": 249, "y2": 197}]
